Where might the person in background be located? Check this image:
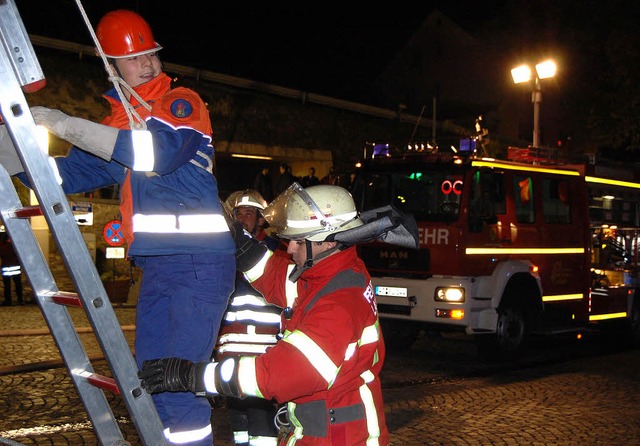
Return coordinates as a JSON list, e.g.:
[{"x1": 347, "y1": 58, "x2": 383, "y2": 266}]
[
  {"x1": 139, "y1": 184, "x2": 390, "y2": 446},
  {"x1": 5, "y1": 10, "x2": 235, "y2": 445},
  {"x1": 320, "y1": 166, "x2": 338, "y2": 185},
  {"x1": 0, "y1": 233, "x2": 23, "y2": 306},
  {"x1": 275, "y1": 163, "x2": 295, "y2": 194},
  {"x1": 300, "y1": 166, "x2": 319, "y2": 188},
  {"x1": 218, "y1": 189, "x2": 282, "y2": 446},
  {"x1": 253, "y1": 166, "x2": 273, "y2": 203}
]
